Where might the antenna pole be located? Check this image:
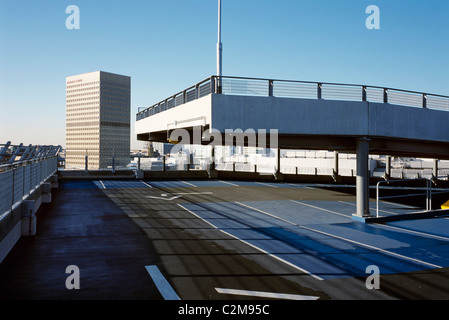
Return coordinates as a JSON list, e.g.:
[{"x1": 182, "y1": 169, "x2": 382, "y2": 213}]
[{"x1": 217, "y1": 0, "x2": 223, "y2": 92}]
